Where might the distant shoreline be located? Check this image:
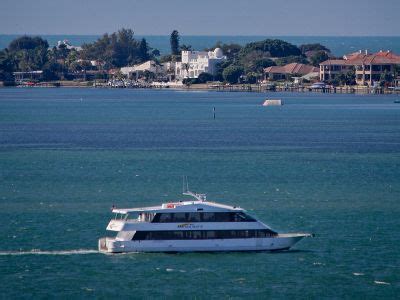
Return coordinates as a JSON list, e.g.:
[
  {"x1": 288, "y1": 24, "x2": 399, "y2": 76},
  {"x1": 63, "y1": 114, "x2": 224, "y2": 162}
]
[{"x1": 2, "y1": 35, "x2": 400, "y2": 56}]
